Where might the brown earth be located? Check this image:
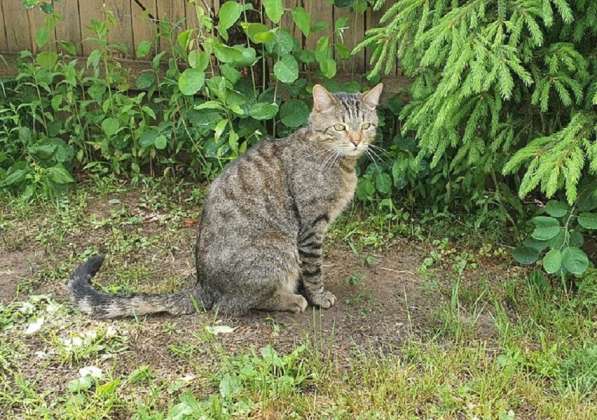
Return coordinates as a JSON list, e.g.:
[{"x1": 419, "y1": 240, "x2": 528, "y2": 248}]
[{"x1": 1, "y1": 190, "x2": 506, "y2": 391}]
